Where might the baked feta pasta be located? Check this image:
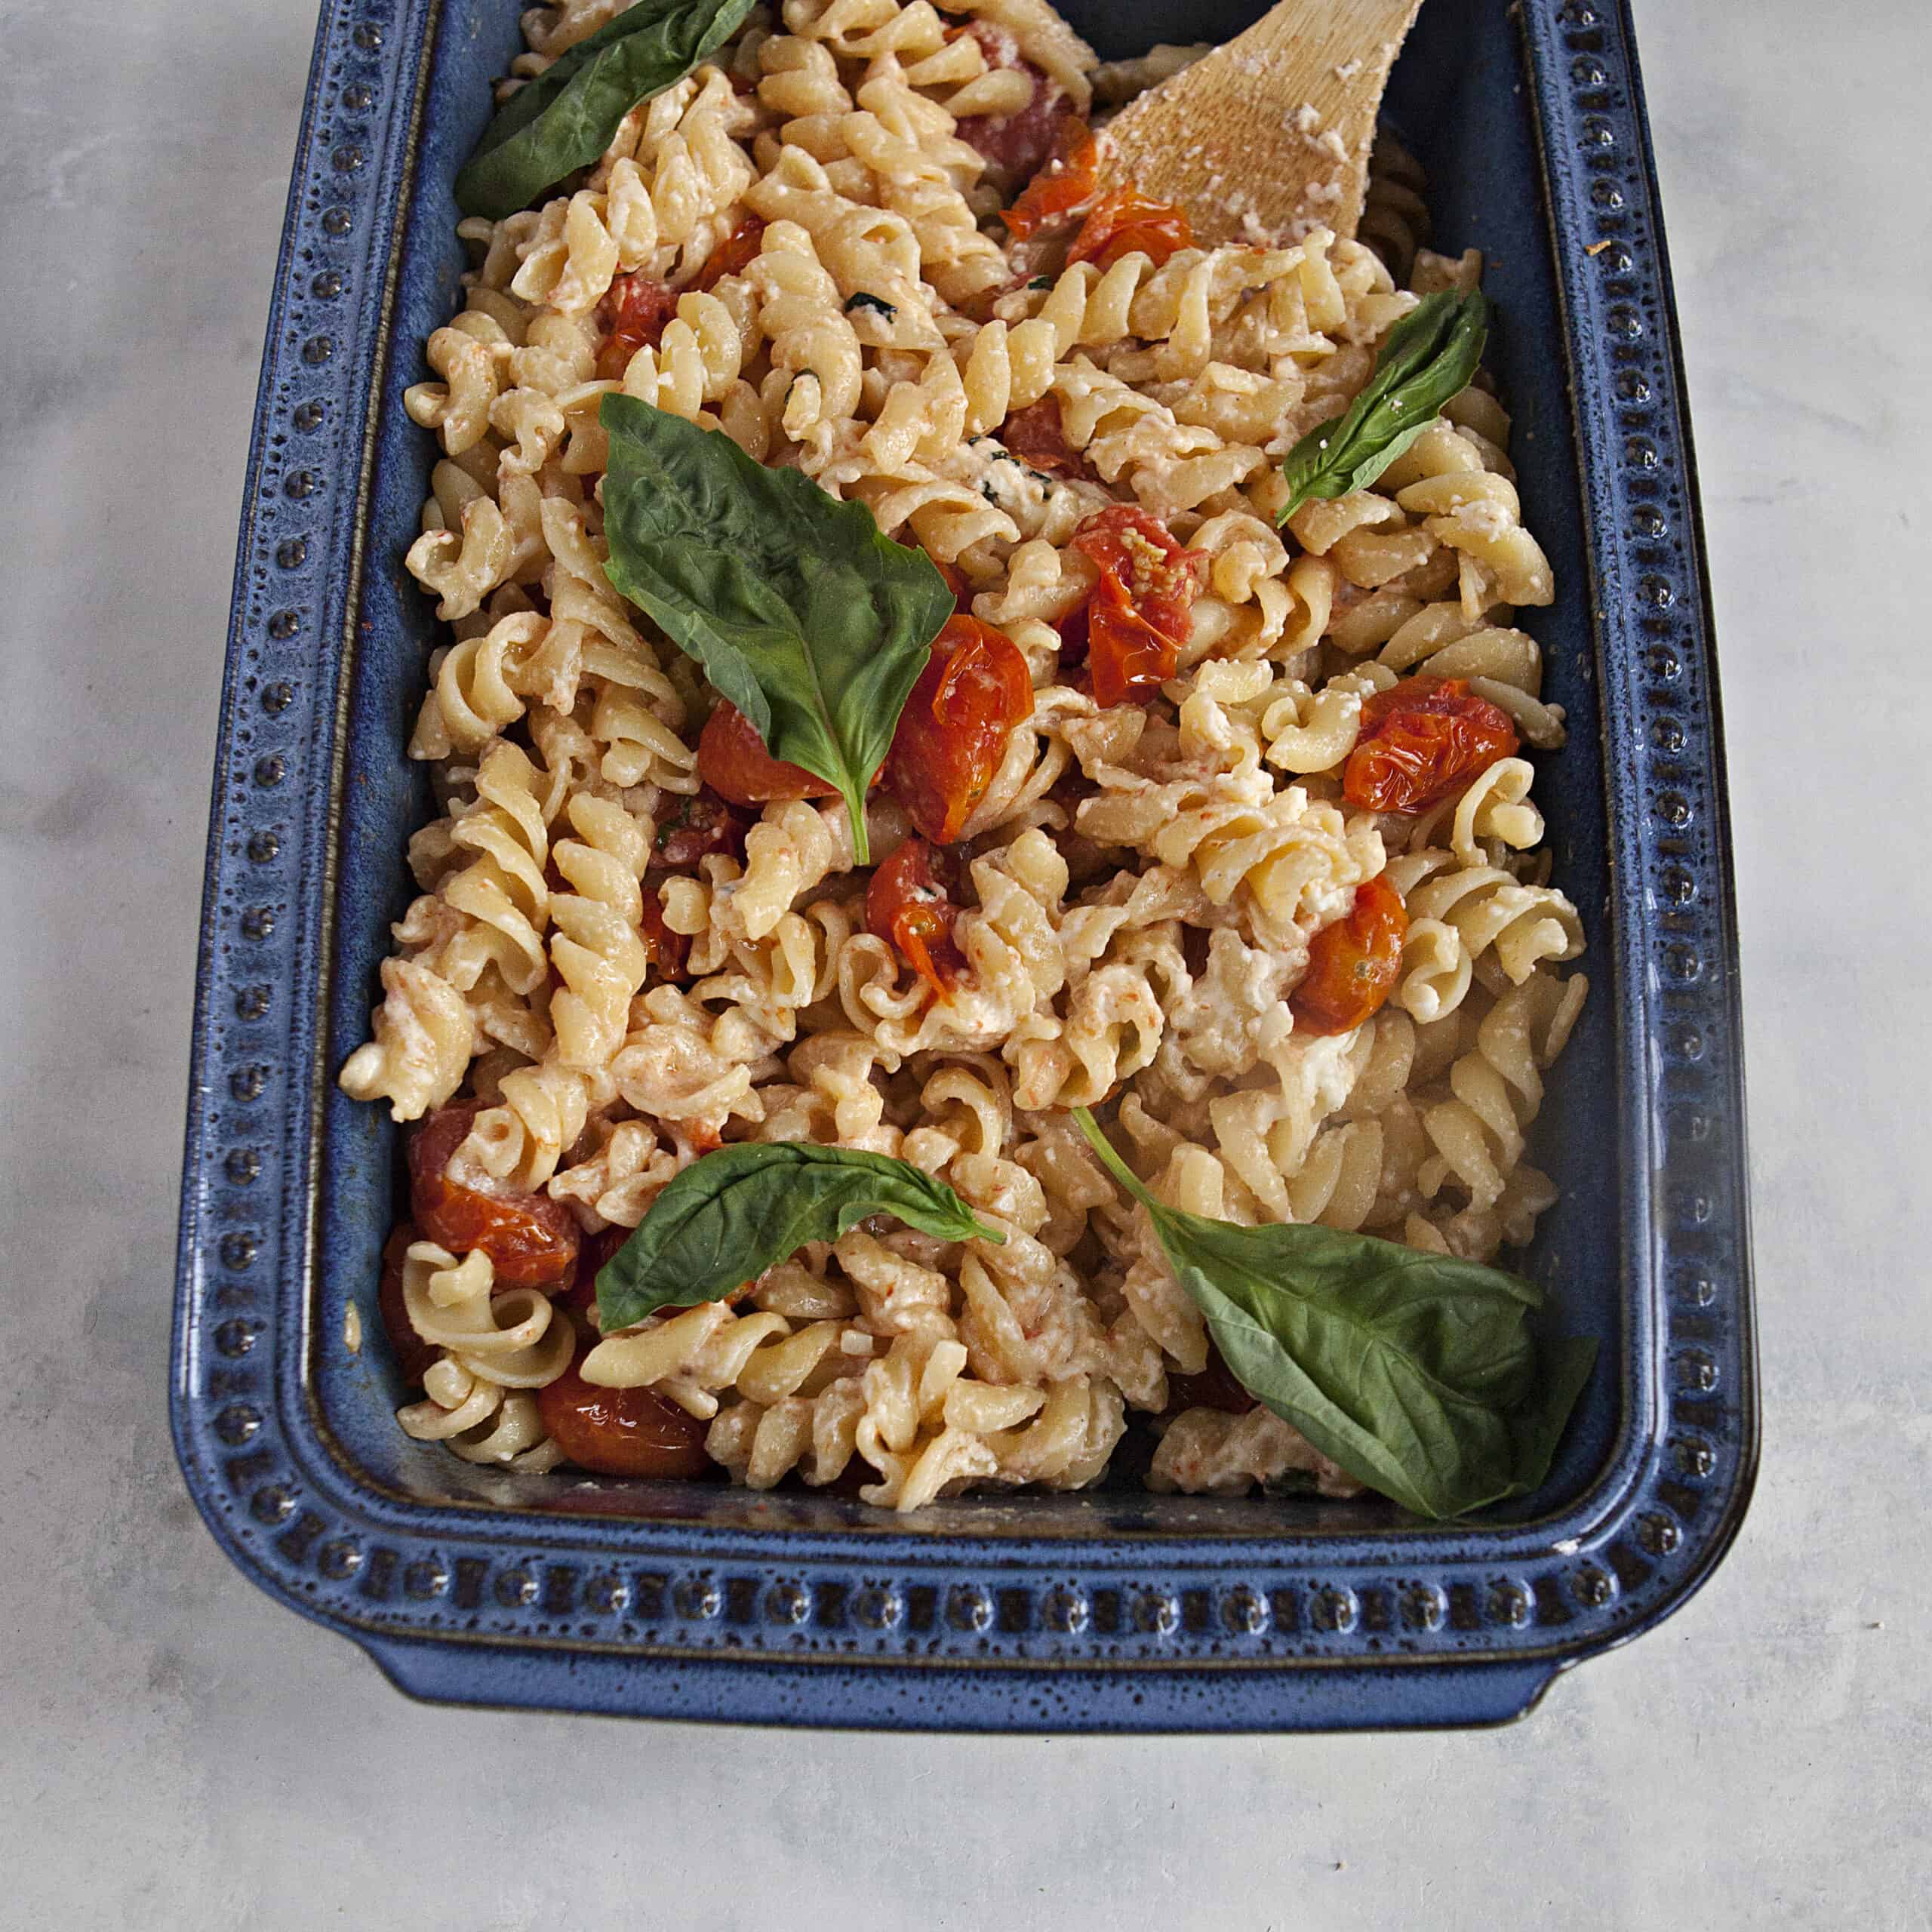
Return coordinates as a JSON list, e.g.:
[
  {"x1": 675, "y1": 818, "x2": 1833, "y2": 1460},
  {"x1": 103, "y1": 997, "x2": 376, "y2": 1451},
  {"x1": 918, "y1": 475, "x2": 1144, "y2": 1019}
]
[{"x1": 340, "y1": 0, "x2": 1592, "y2": 1517}]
